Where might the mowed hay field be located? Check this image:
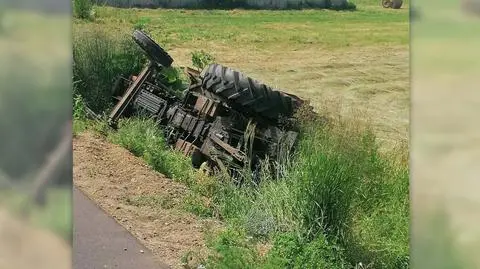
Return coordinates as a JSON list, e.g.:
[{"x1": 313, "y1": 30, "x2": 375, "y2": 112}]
[{"x1": 73, "y1": 0, "x2": 409, "y2": 149}]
